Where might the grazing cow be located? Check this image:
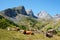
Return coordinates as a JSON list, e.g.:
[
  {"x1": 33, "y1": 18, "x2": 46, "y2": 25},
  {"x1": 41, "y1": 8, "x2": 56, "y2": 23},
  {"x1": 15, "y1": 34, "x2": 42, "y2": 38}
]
[
  {"x1": 46, "y1": 29, "x2": 57, "y2": 38},
  {"x1": 15, "y1": 27, "x2": 20, "y2": 31},
  {"x1": 23, "y1": 30, "x2": 34, "y2": 35},
  {"x1": 7, "y1": 27, "x2": 20, "y2": 31},
  {"x1": 7, "y1": 27, "x2": 11, "y2": 31},
  {"x1": 46, "y1": 32, "x2": 53, "y2": 38},
  {"x1": 20, "y1": 30, "x2": 24, "y2": 33}
]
